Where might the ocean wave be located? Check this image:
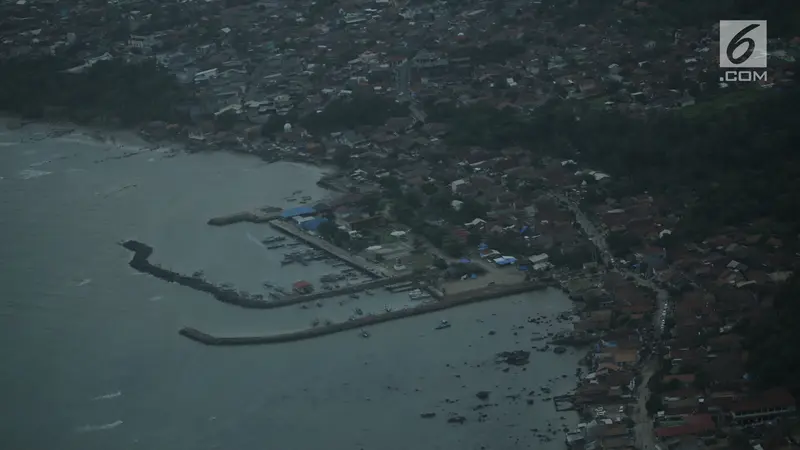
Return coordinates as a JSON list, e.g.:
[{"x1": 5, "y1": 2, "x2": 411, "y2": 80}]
[
  {"x1": 91, "y1": 391, "x2": 121, "y2": 400},
  {"x1": 76, "y1": 420, "x2": 122, "y2": 433},
  {"x1": 18, "y1": 169, "x2": 52, "y2": 180}
]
